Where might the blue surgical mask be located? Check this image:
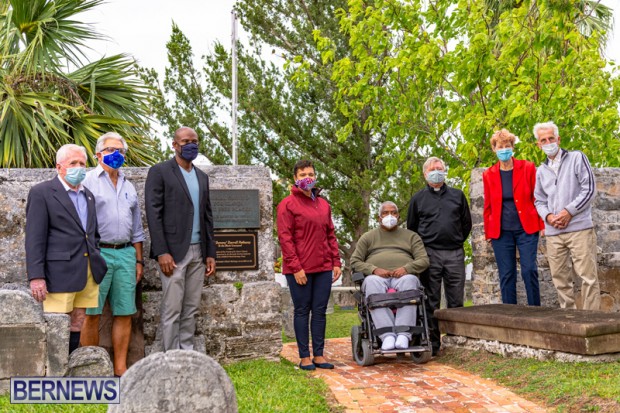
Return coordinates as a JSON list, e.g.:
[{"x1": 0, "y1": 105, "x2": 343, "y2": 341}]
[
  {"x1": 179, "y1": 143, "x2": 199, "y2": 161},
  {"x1": 102, "y1": 150, "x2": 125, "y2": 169},
  {"x1": 496, "y1": 148, "x2": 513, "y2": 162},
  {"x1": 426, "y1": 170, "x2": 446, "y2": 185},
  {"x1": 64, "y1": 167, "x2": 86, "y2": 186}
]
